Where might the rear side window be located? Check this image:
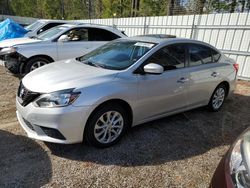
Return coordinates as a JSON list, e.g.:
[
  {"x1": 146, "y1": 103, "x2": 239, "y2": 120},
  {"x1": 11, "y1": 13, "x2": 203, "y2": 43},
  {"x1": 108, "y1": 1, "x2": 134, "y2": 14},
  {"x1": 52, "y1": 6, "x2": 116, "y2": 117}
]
[
  {"x1": 188, "y1": 44, "x2": 213, "y2": 66},
  {"x1": 145, "y1": 44, "x2": 186, "y2": 71},
  {"x1": 88, "y1": 28, "x2": 120, "y2": 41},
  {"x1": 37, "y1": 23, "x2": 65, "y2": 35},
  {"x1": 211, "y1": 49, "x2": 221, "y2": 62}
]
